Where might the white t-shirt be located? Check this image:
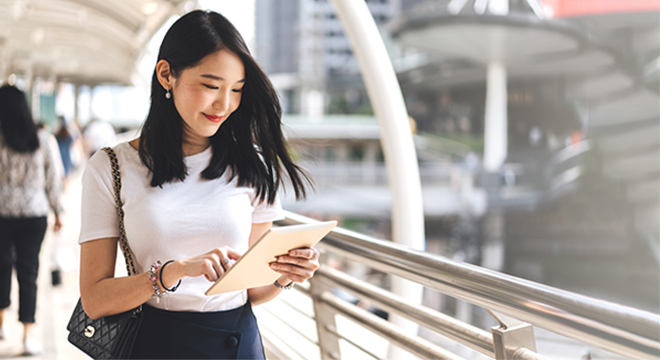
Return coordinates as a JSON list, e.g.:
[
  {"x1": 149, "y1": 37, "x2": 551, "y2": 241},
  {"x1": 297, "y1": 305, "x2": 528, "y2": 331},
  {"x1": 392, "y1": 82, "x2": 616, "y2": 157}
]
[{"x1": 79, "y1": 141, "x2": 284, "y2": 312}]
